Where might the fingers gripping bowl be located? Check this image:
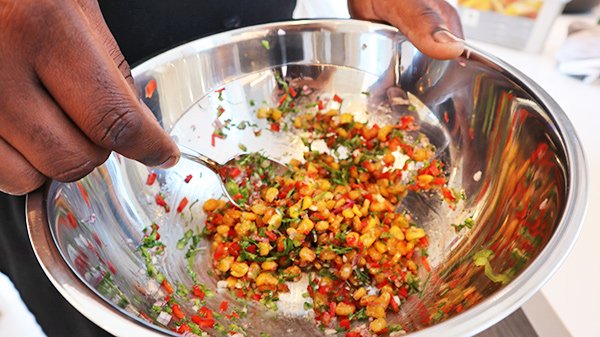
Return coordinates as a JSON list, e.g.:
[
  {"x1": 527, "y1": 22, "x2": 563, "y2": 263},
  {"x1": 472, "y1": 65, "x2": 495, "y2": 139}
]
[{"x1": 26, "y1": 20, "x2": 586, "y2": 337}]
